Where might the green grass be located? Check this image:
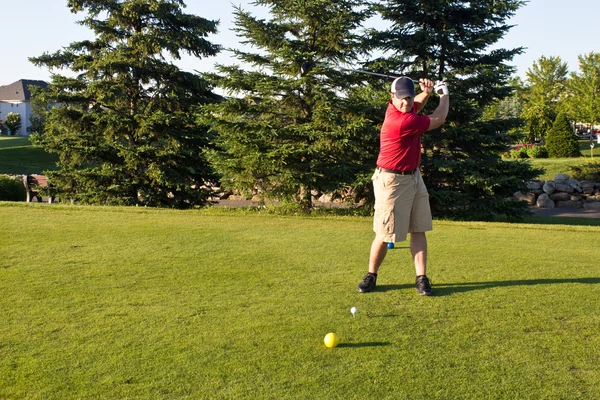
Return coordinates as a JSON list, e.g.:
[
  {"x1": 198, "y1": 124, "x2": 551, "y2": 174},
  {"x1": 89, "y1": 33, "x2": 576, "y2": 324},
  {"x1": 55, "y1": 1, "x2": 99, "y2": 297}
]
[
  {"x1": 0, "y1": 136, "x2": 59, "y2": 174},
  {"x1": 579, "y1": 139, "x2": 596, "y2": 157},
  {"x1": 2, "y1": 204, "x2": 600, "y2": 399},
  {"x1": 524, "y1": 140, "x2": 600, "y2": 181},
  {"x1": 529, "y1": 158, "x2": 588, "y2": 181}
]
